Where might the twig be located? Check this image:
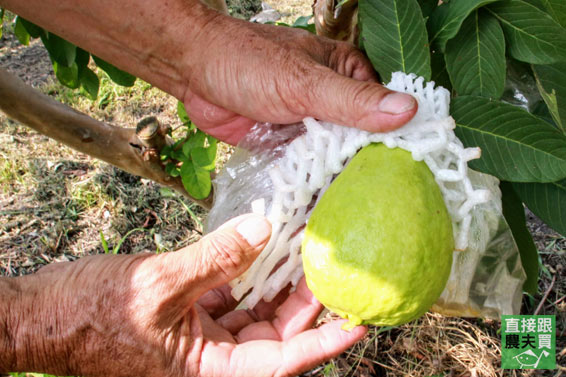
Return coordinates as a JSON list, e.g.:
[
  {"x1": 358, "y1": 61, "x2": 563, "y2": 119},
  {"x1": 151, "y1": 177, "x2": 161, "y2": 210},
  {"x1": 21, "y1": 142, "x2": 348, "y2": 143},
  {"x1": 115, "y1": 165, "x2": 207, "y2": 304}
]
[
  {"x1": 0, "y1": 67, "x2": 212, "y2": 209},
  {"x1": 313, "y1": 0, "x2": 359, "y2": 43},
  {"x1": 534, "y1": 274, "x2": 556, "y2": 315},
  {"x1": 552, "y1": 295, "x2": 566, "y2": 306}
]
